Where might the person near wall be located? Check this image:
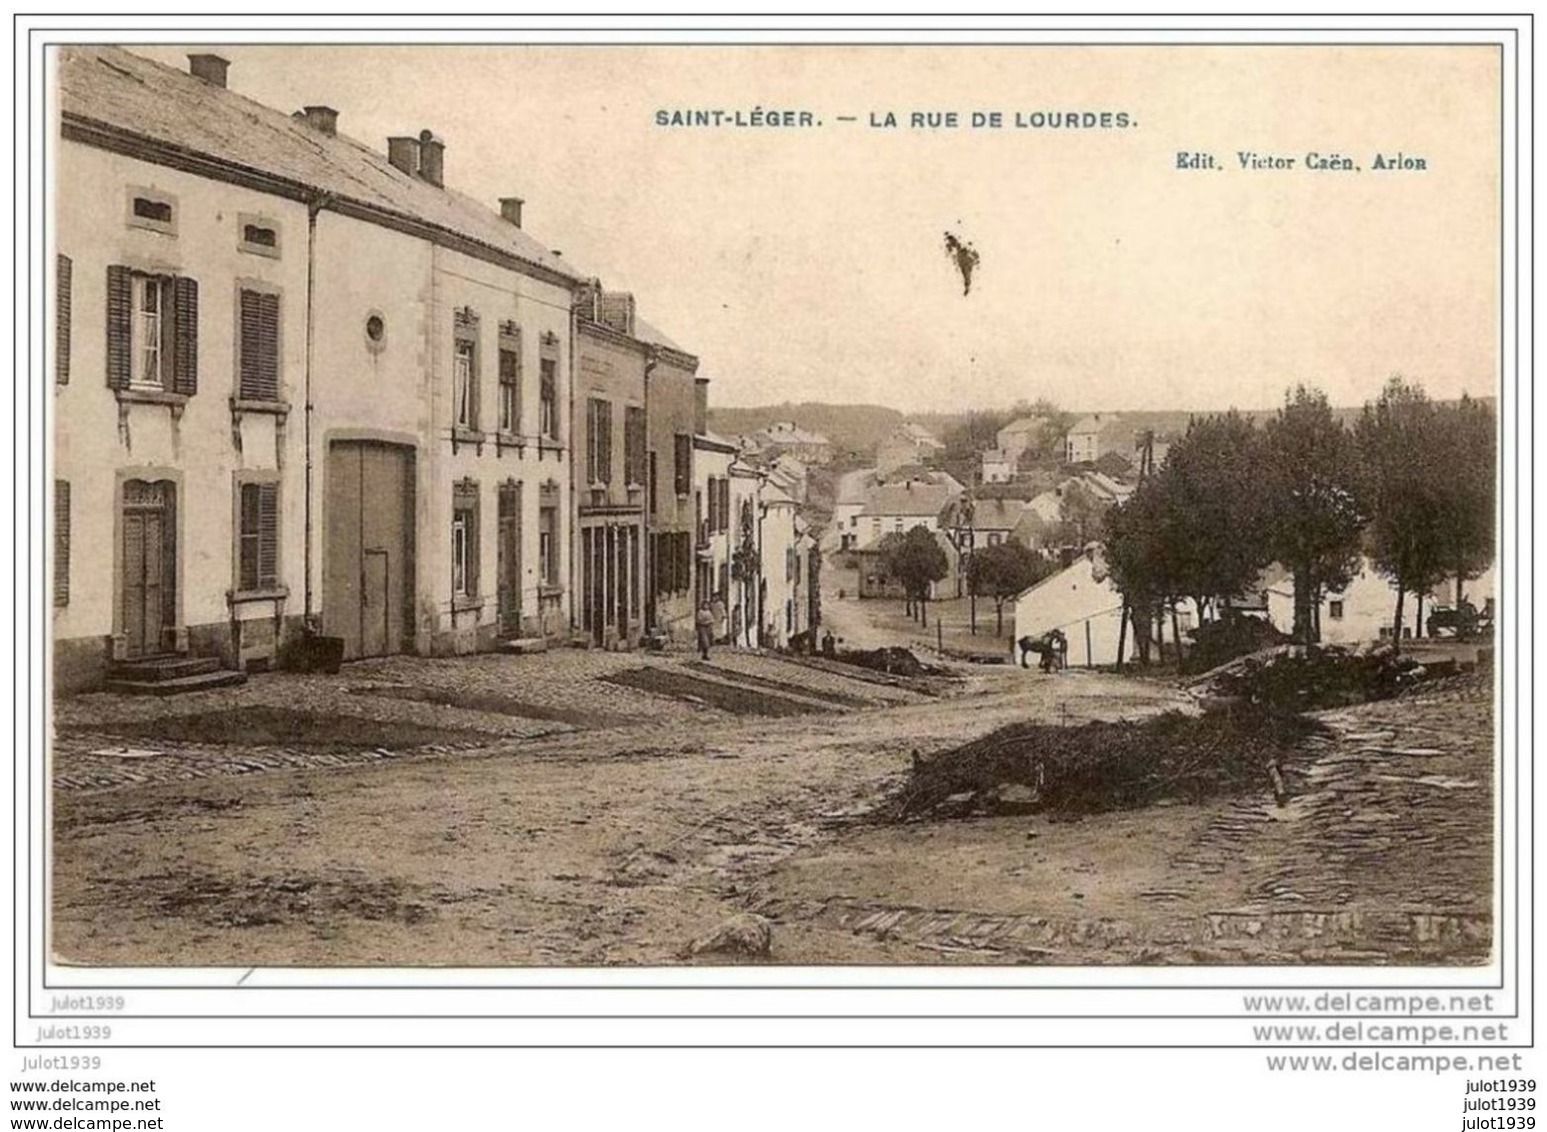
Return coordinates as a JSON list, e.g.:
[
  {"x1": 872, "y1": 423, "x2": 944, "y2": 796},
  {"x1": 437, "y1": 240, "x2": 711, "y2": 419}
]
[{"x1": 696, "y1": 602, "x2": 715, "y2": 661}]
